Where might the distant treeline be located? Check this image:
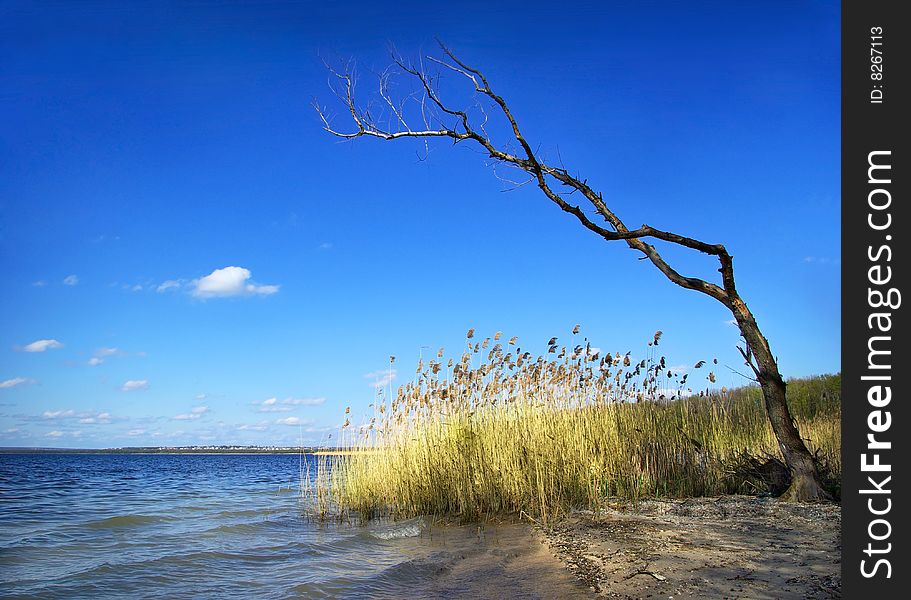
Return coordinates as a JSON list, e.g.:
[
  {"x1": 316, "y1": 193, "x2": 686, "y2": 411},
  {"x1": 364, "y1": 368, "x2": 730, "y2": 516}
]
[{"x1": 0, "y1": 446, "x2": 342, "y2": 455}]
